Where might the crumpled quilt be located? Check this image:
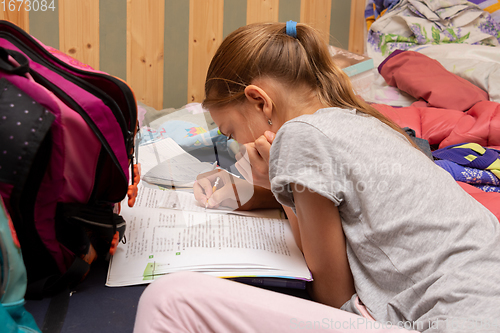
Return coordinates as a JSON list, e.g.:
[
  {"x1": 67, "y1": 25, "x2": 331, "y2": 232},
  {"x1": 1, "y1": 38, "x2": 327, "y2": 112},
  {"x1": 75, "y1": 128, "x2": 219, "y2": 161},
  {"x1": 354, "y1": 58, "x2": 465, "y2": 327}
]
[
  {"x1": 358, "y1": 43, "x2": 500, "y2": 108},
  {"x1": 433, "y1": 143, "x2": 500, "y2": 193},
  {"x1": 367, "y1": 0, "x2": 500, "y2": 60},
  {"x1": 373, "y1": 50, "x2": 500, "y2": 220}
]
